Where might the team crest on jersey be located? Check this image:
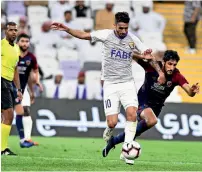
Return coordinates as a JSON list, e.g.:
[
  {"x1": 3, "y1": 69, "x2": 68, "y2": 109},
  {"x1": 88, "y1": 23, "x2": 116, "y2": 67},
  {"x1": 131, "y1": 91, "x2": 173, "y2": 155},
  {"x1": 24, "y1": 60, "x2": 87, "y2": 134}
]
[
  {"x1": 26, "y1": 60, "x2": 31, "y2": 66},
  {"x1": 128, "y1": 42, "x2": 135, "y2": 49},
  {"x1": 167, "y1": 81, "x2": 172, "y2": 87}
]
